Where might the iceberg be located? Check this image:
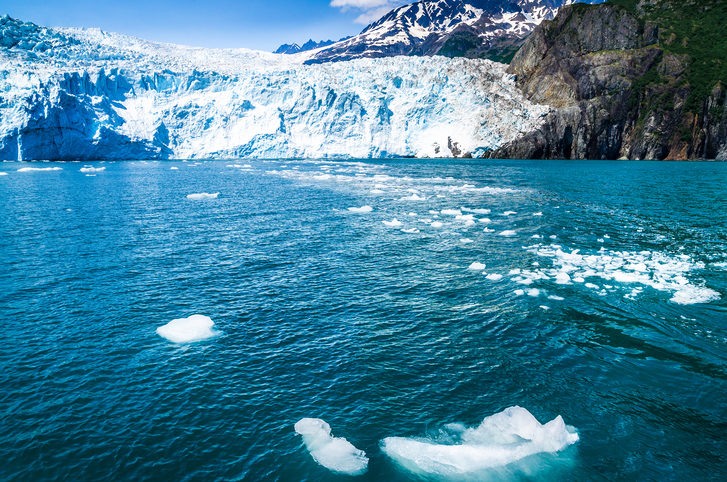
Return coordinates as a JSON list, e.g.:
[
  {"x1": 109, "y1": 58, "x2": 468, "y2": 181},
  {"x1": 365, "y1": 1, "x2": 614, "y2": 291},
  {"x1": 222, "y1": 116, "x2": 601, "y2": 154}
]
[
  {"x1": 381, "y1": 406, "x2": 578, "y2": 477},
  {"x1": 0, "y1": 16, "x2": 550, "y2": 161},
  {"x1": 156, "y1": 314, "x2": 219, "y2": 343},
  {"x1": 294, "y1": 418, "x2": 368, "y2": 476}
]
